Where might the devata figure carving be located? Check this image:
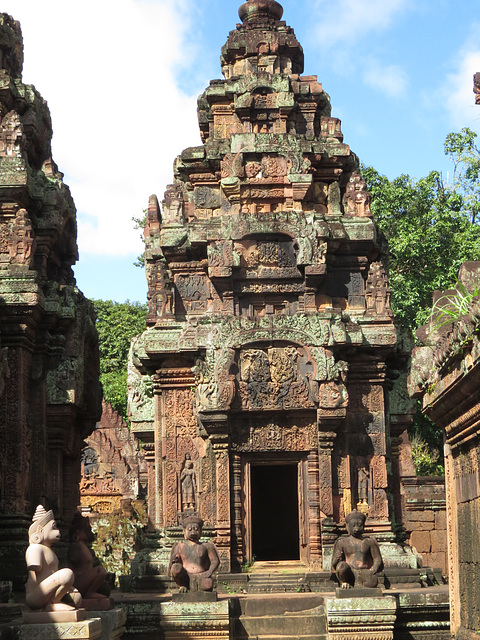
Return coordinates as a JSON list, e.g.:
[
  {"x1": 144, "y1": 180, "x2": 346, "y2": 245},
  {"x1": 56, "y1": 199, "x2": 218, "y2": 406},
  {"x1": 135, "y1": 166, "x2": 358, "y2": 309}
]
[
  {"x1": 168, "y1": 515, "x2": 220, "y2": 592},
  {"x1": 67, "y1": 512, "x2": 111, "y2": 604},
  {"x1": 358, "y1": 466, "x2": 370, "y2": 504},
  {"x1": 180, "y1": 454, "x2": 197, "y2": 511},
  {"x1": 331, "y1": 510, "x2": 383, "y2": 589},
  {"x1": 25, "y1": 505, "x2": 82, "y2": 611}
]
